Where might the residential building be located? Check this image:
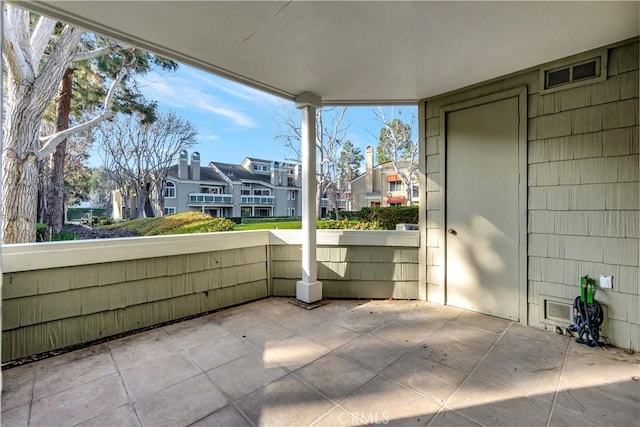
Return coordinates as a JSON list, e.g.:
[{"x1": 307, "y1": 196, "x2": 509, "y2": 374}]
[
  {"x1": 349, "y1": 146, "x2": 418, "y2": 210},
  {"x1": 163, "y1": 151, "x2": 302, "y2": 217}
]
